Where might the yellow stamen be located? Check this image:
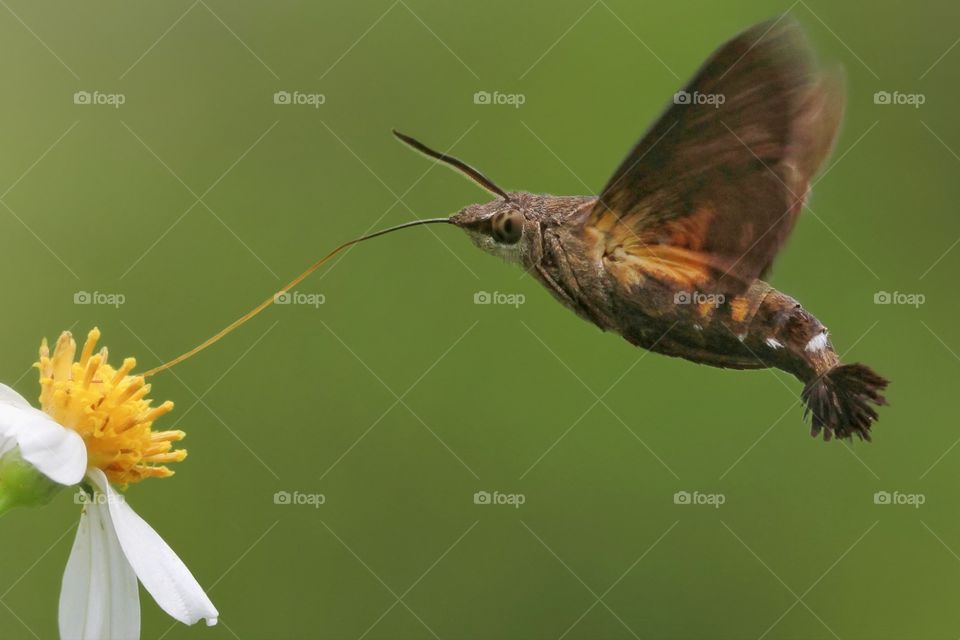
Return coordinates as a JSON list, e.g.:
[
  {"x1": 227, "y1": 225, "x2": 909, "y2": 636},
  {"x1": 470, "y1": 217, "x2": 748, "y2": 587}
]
[
  {"x1": 35, "y1": 328, "x2": 188, "y2": 487},
  {"x1": 132, "y1": 467, "x2": 175, "y2": 480},
  {"x1": 152, "y1": 429, "x2": 186, "y2": 442},
  {"x1": 78, "y1": 327, "x2": 99, "y2": 368},
  {"x1": 112, "y1": 358, "x2": 136, "y2": 385},
  {"x1": 82, "y1": 355, "x2": 101, "y2": 388},
  {"x1": 145, "y1": 451, "x2": 188, "y2": 464}
]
